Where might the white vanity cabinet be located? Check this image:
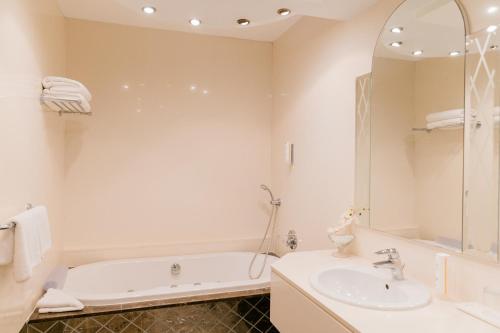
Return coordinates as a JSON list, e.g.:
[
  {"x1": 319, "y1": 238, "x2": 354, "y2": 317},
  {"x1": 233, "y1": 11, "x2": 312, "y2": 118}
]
[{"x1": 270, "y1": 272, "x2": 354, "y2": 333}]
